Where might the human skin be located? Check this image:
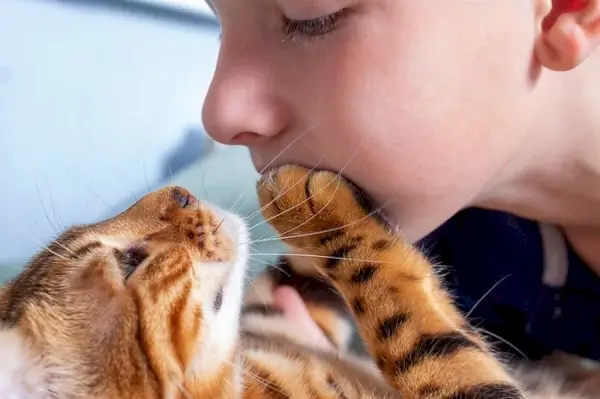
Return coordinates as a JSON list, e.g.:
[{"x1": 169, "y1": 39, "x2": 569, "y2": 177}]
[{"x1": 202, "y1": 0, "x2": 600, "y2": 272}]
